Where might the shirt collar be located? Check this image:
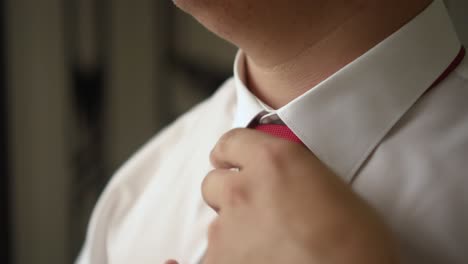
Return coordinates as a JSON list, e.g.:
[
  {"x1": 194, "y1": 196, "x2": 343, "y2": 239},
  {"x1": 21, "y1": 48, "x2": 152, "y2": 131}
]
[{"x1": 232, "y1": 0, "x2": 462, "y2": 181}]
